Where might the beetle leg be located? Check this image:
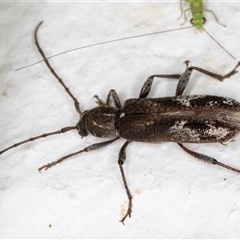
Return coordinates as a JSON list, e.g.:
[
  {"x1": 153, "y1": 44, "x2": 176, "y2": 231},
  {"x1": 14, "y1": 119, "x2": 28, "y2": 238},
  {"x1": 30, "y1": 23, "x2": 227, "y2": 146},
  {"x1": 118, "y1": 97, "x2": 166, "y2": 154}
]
[
  {"x1": 106, "y1": 89, "x2": 122, "y2": 108},
  {"x1": 139, "y1": 74, "x2": 181, "y2": 98},
  {"x1": 176, "y1": 62, "x2": 240, "y2": 96},
  {"x1": 118, "y1": 140, "x2": 132, "y2": 224},
  {"x1": 93, "y1": 95, "x2": 105, "y2": 106},
  {"x1": 190, "y1": 62, "x2": 240, "y2": 81},
  {"x1": 140, "y1": 62, "x2": 240, "y2": 98},
  {"x1": 139, "y1": 61, "x2": 192, "y2": 98},
  {"x1": 178, "y1": 143, "x2": 240, "y2": 174},
  {"x1": 176, "y1": 61, "x2": 193, "y2": 96},
  {"x1": 93, "y1": 90, "x2": 121, "y2": 108},
  {"x1": 38, "y1": 137, "x2": 119, "y2": 172}
]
